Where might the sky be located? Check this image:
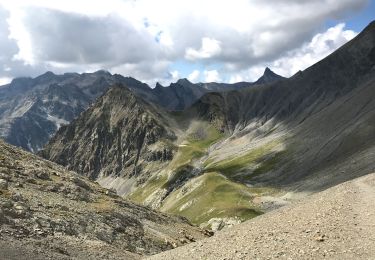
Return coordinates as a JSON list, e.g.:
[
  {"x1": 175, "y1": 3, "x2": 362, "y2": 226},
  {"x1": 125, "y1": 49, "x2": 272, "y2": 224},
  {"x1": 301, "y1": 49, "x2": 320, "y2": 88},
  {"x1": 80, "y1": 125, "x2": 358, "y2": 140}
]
[{"x1": 0, "y1": 0, "x2": 374, "y2": 87}]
